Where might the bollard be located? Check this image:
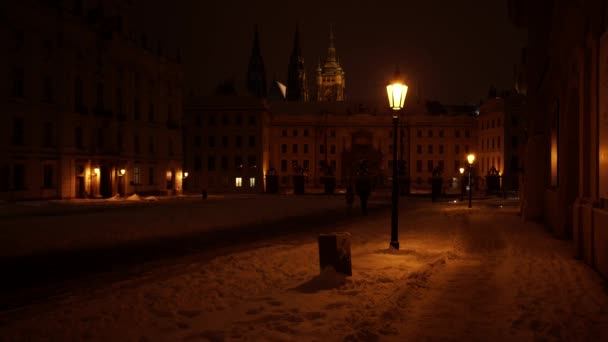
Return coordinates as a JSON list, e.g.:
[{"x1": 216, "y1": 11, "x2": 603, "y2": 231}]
[{"x1": 318, "y1": 232, "x2": 352, "y2": 276}]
